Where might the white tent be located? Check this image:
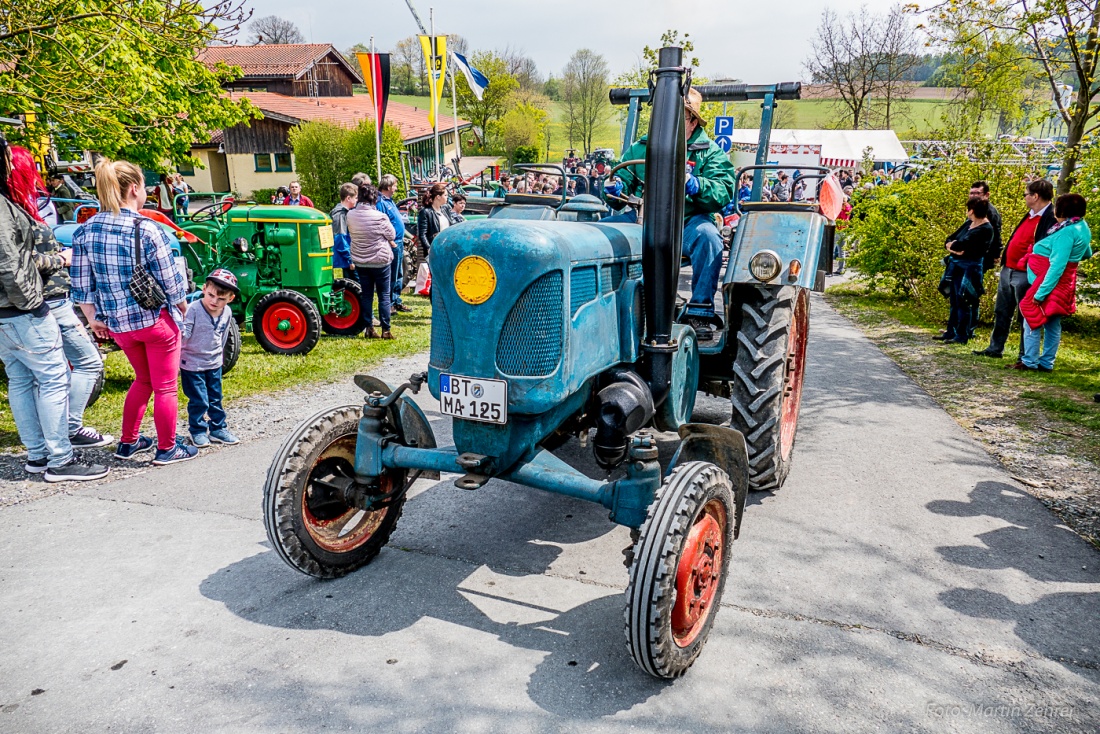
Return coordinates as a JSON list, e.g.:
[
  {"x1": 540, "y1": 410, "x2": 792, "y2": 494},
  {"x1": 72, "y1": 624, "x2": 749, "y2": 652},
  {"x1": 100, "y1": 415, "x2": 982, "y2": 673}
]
[{"x1": 726, "y1": 129, "x2": 909, "y2": 168}]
